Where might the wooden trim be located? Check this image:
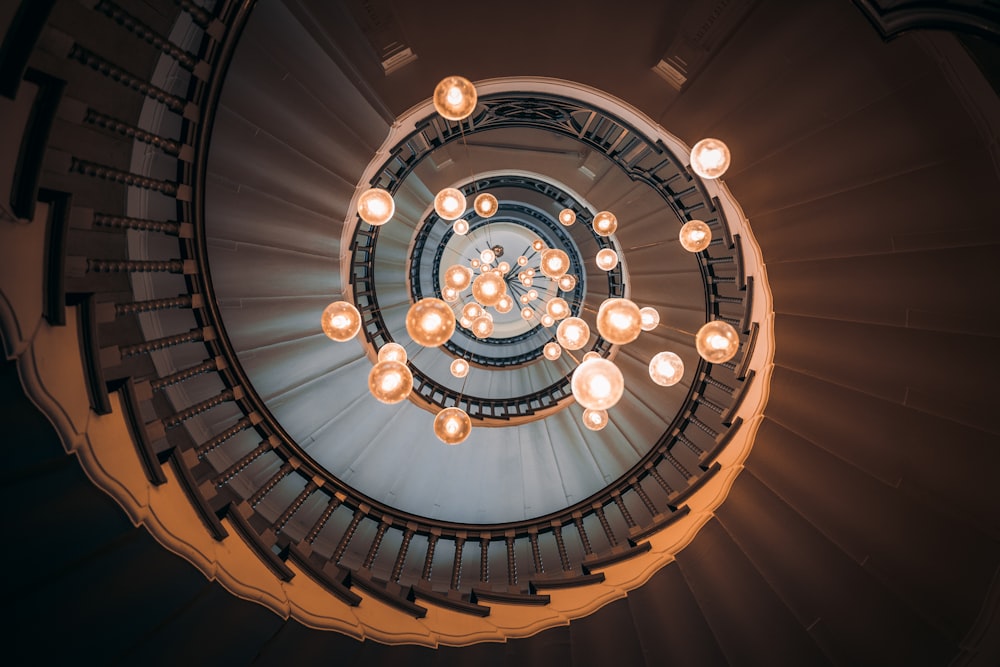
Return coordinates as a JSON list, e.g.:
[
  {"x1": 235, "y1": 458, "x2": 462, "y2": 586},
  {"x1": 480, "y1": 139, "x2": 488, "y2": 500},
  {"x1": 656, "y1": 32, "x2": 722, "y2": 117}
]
[
  {"x1": 10, "y1": 69, "x2": 64, "y2": 220},
  {"x1": 66, "y1": 292, "x2": 111, "y2": 415},
  {"x1": 0, "y1": 0, "x2": 58, "y2": 99},
  {"x1": 38, "y1": 188, "x2": 70, "y2": 326}
]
